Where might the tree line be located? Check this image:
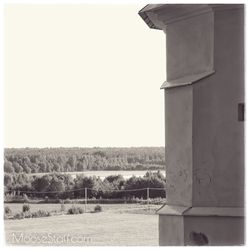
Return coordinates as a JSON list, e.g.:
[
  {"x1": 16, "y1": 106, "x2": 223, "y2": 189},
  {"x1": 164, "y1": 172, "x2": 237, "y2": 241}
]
[
  {"x1": 4, "y1": 147, "x2": 165, "y2": 174},
  {"x1": 4, "y1": 171, "x2": 166, "y2": 199}
]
